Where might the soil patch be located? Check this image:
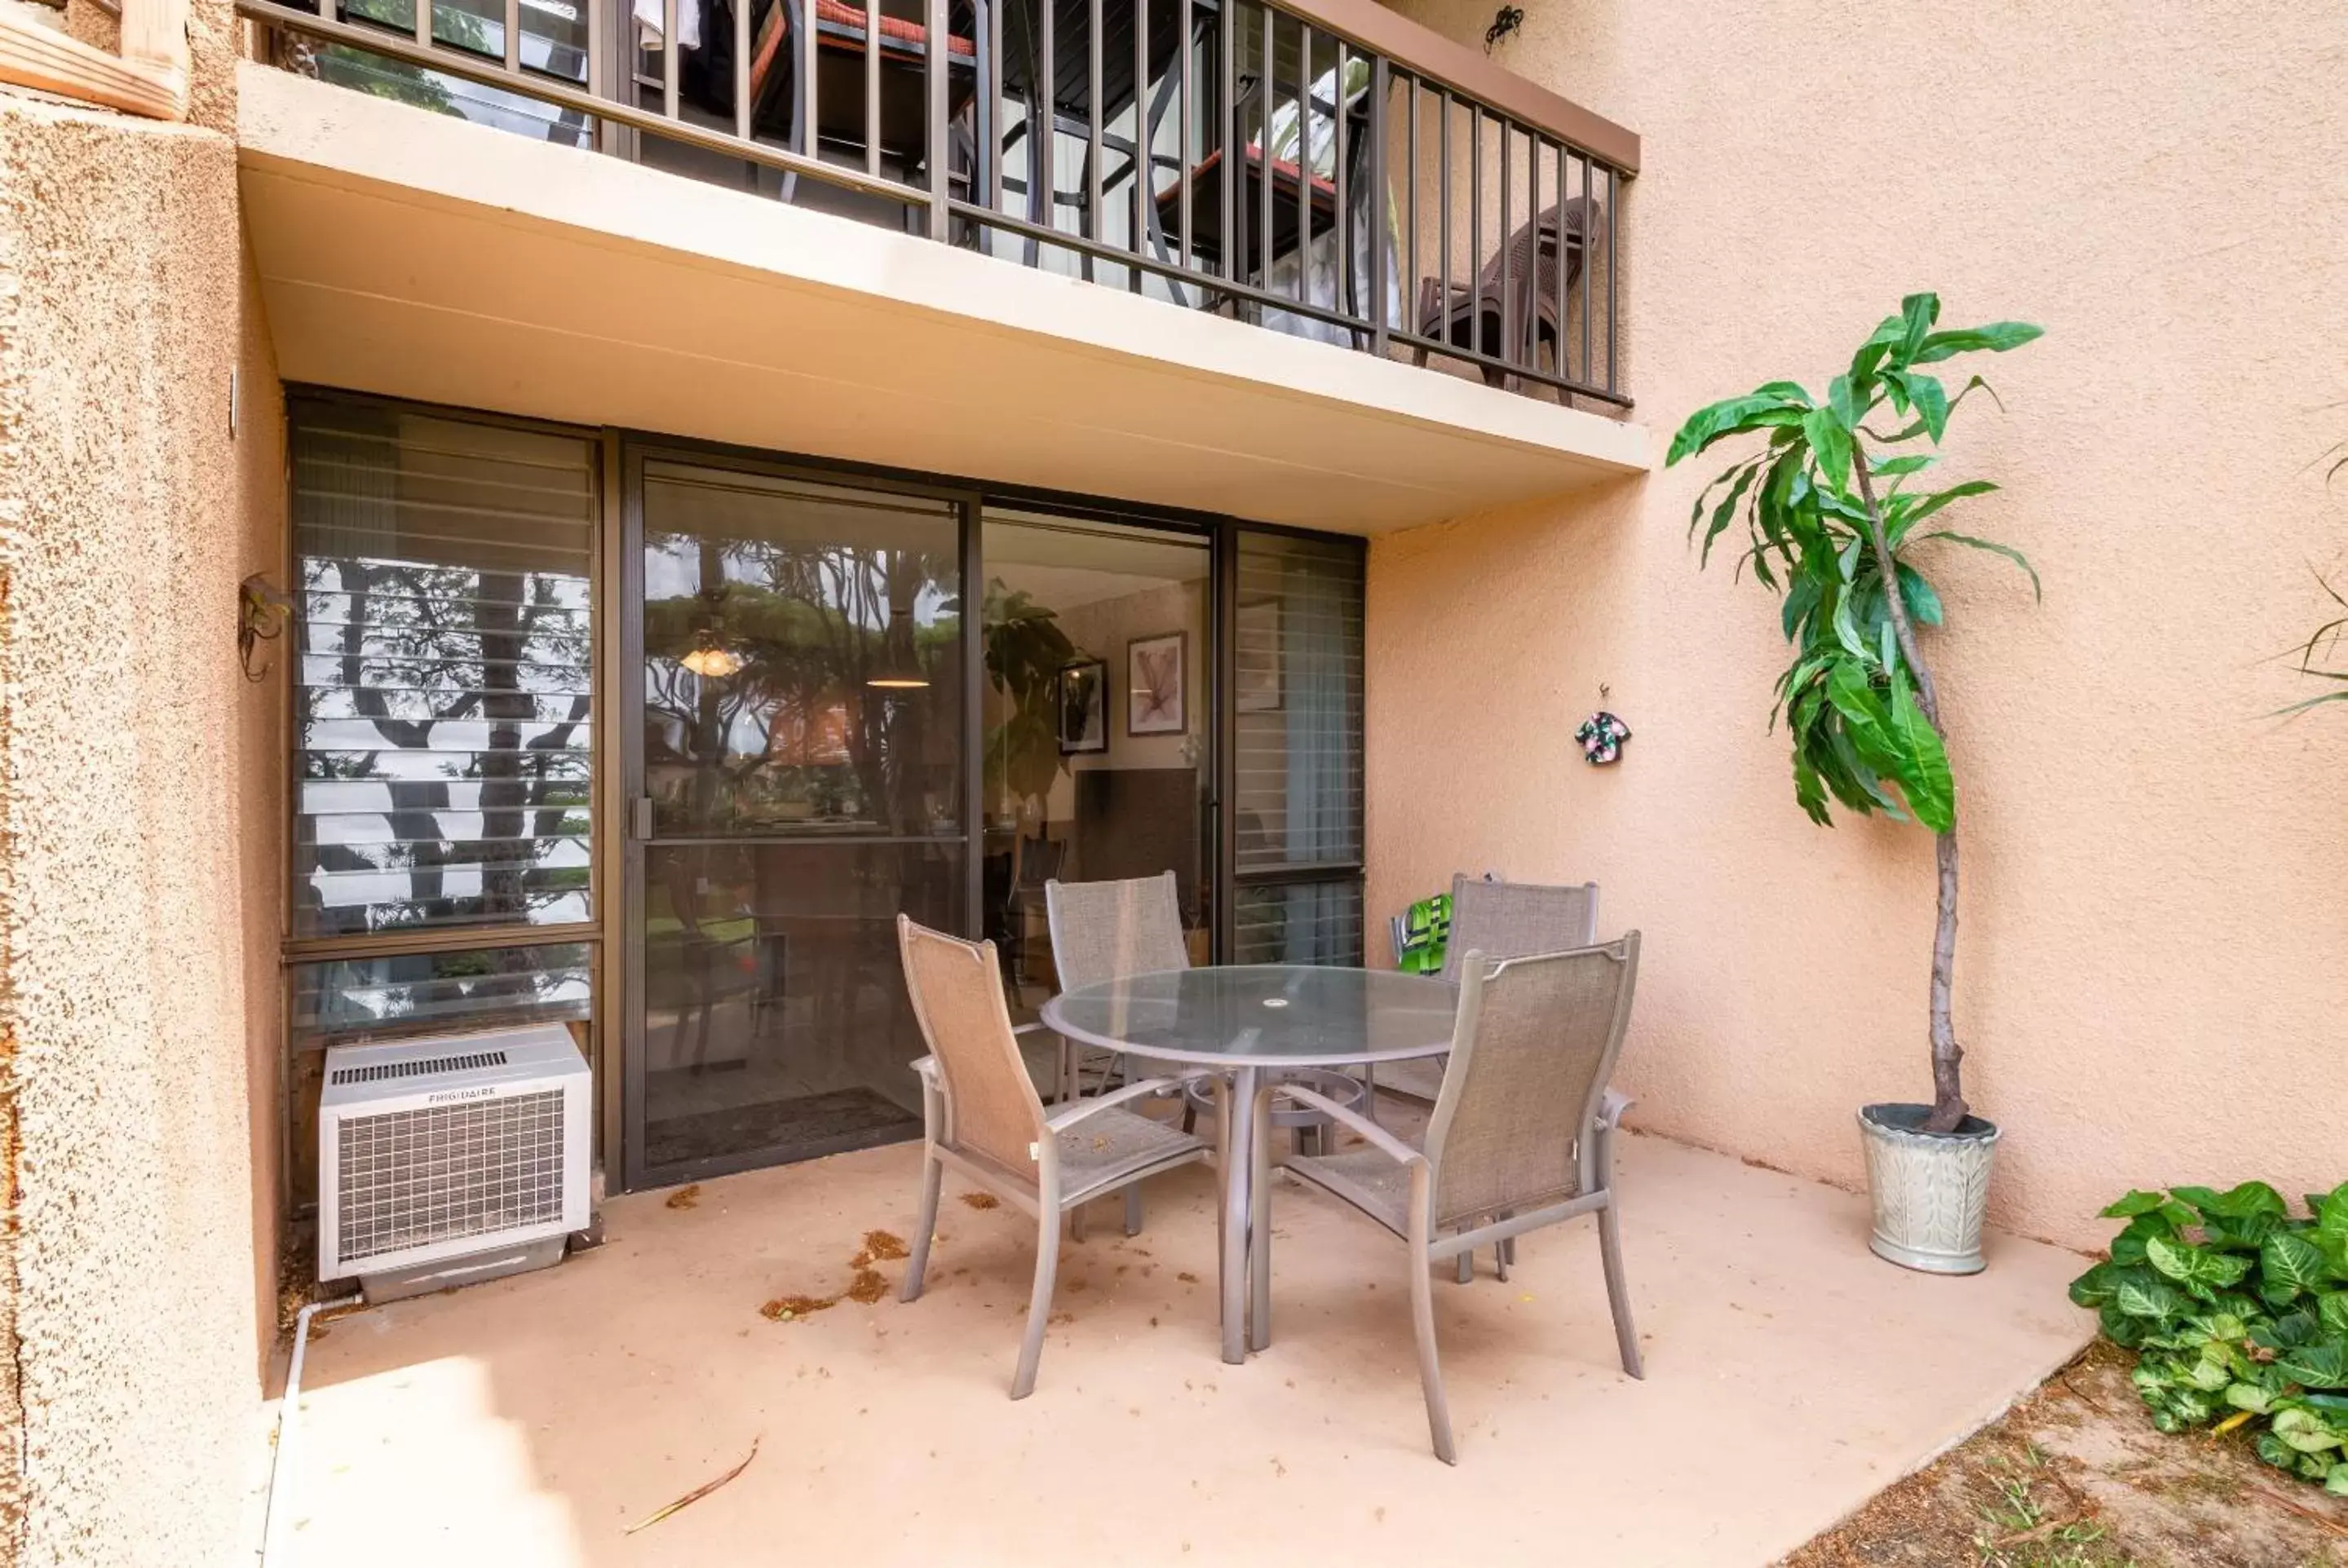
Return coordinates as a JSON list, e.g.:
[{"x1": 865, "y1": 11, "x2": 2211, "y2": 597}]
[{"x1": 1783, "y1": 1344, "x2": 2348, "y2": 1567}]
